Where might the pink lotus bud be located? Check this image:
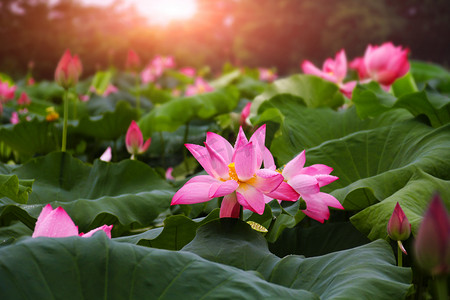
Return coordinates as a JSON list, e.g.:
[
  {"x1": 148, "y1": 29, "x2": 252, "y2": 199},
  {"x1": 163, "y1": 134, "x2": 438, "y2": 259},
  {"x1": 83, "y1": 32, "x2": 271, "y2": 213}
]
[
  {"x1": 79, "y1": 225, "x2": 113, "y2": 238},
  {"x1": 27, "y1": 77, "x2": 35, "y2": 86},
  {"x1": 17, "y1": 92, "x2": 31, "y2": 106},
  {"x1": 125, "y1": 120, "x2": 151, "y2": 157},
  {"x1": 414, "y1": 193, "x2": 450, "y2": 276},
  {"x1": 54, "y1": 49, "x2": 83, "y2": 89},
  {"x1": 240, "y1": 102, "x2": 252, "y2": 127},
  {"x1": 126, "y1": 49, "x2": 141, "y2": 71},
  {"x1": 362, "y1": 42, "x2": 410, "y2": 86},
  {"x1": 387, "y1": 202, "x2": 411, "y2": 241},
  {"x1": 10, "y1": 112, "x2": 19, "y2": 124}
]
